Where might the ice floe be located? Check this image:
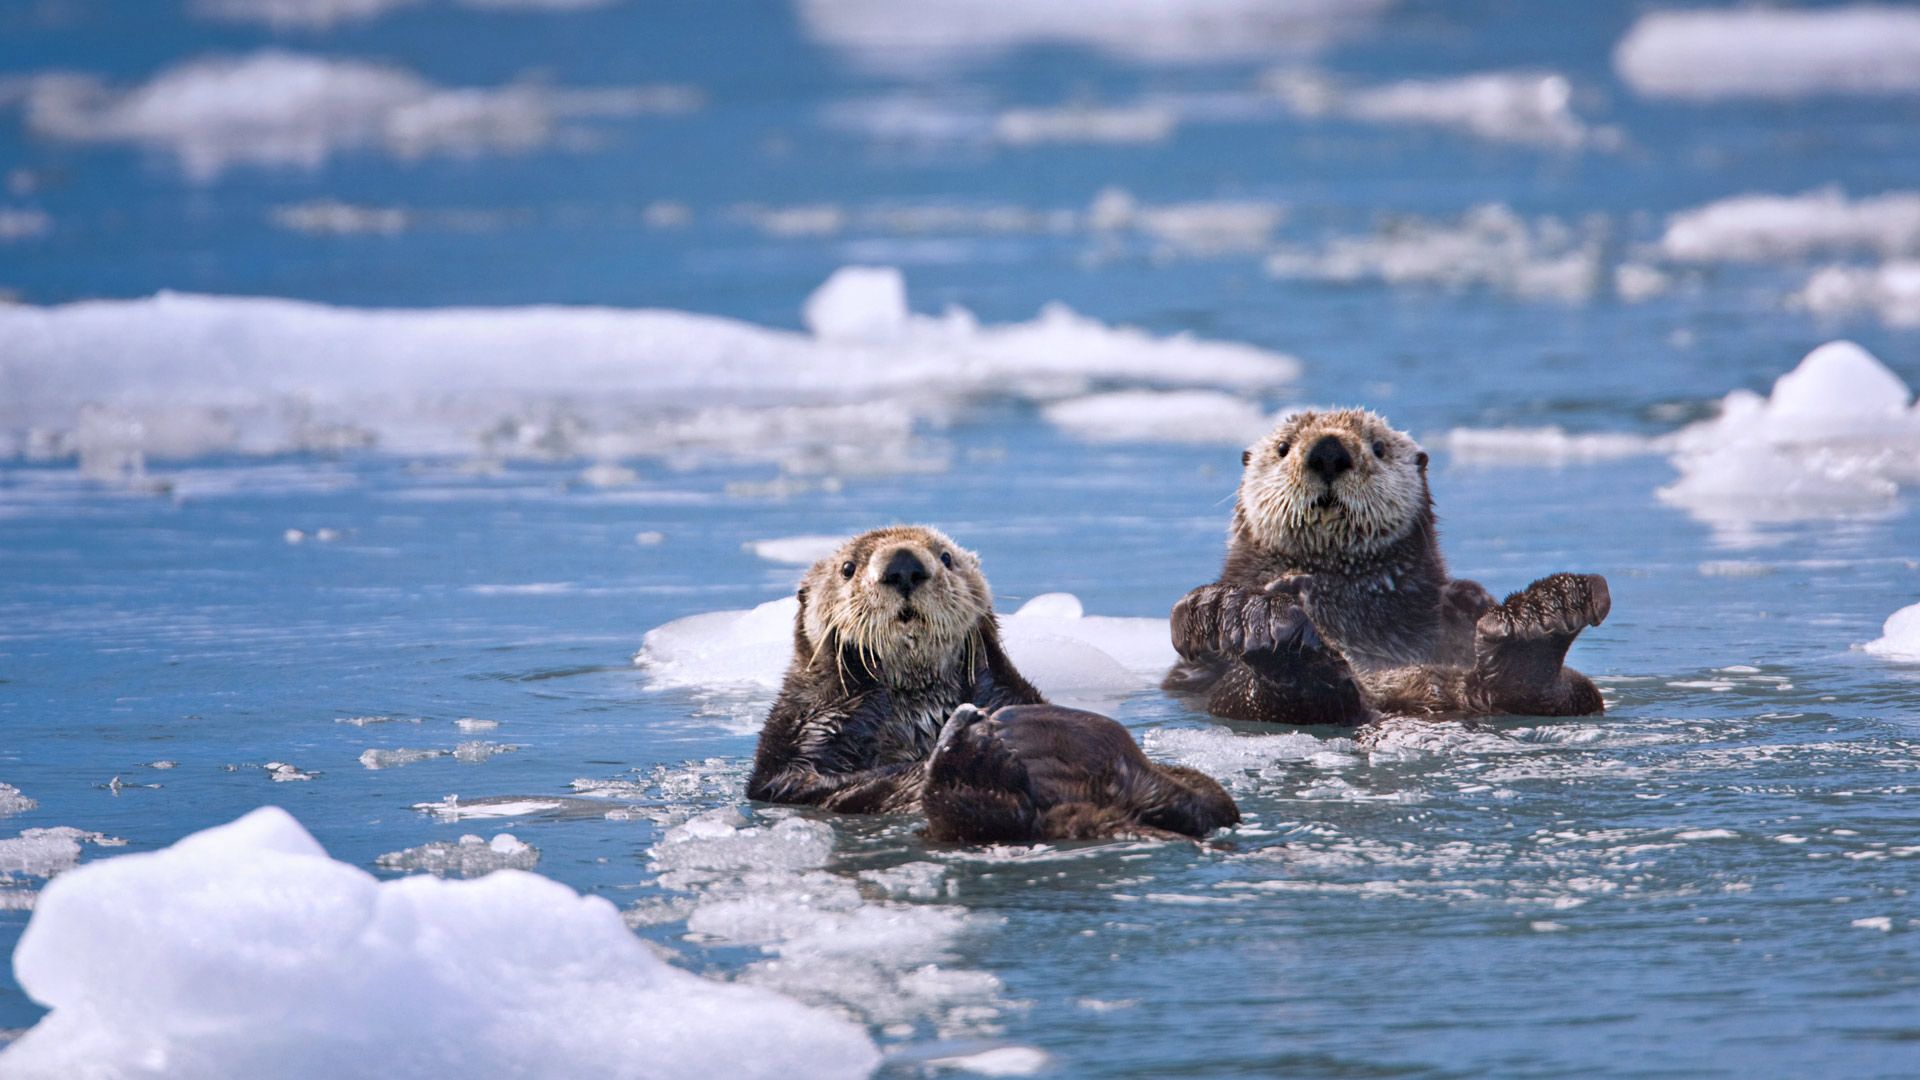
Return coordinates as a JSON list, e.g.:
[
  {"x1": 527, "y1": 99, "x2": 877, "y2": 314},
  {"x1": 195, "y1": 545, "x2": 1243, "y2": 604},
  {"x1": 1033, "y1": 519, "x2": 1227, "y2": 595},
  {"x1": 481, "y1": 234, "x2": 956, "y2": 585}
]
[
  {"x1": 0, "y1": 827, "x2": 125, "y2": 880},
  {"x1": 1615, "y1": 6, "x2": 1920, "y2": 100},
  {"x1": 374, "y1": 833, "x2": 540, "y2": 876},
  {"x1": 1269, "y1": 70, "x2": 1606, "y2": 149},
  {"x1": 635, "y1": 592, "x2": 1175, "y2": 713},
  {"x1": 0, "y1": 807, "x2": 879, "y2": 1078},
  {"x1": 0, "y1": 782, "x2": 36, "y2": 817},
  {"x1": 1042, "y1": 390, "x2": 1277, "y2": 446},
  {"x1": 0, "y1": 267, "x2": 1297, "y2": 484},
  {"x1": 745, "y1": 534, "x2": 847, "y2": 566},
  {"x1": 1658, "y1": 340, "x2": 1920, "y2": 523},
  {"x1": 1795, "y1": 262, "x2": 1920, "y2": 327},
  {"x1": 1266, "y1": 204, "x2": 1608, "y2": 302},
  {"x1": 12, "y1": 51, "x2": 699, "y2": 181},
  {"x1": 649, "y1": 808, "x2": 1001, "y2": 1038},
  {"x1": 1661, "y1": 190, "x2": 1920, "y2": 263},
  {"x1": 1862, "y1": 602, "x2": 1920, "y2": 663},
  {"x1": 359, "y1": 747, "x2": 447, "y2": 769},
  {"x1": 1437, "y1": 426, "x2": 1668, "y2": 464},
  {"x1": 192, "y1": 0, "x2": 618, "y2": 31},
  {"x1": 795, "y1": 0, "x2": 1392, "y2": 74}
]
